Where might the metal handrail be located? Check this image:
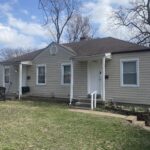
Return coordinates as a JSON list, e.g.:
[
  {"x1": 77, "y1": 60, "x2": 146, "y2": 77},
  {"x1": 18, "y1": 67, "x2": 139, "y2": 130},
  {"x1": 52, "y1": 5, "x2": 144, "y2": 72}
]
[{"x1": 91, "y1": 91, "x2": 97, "y2": 110}]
